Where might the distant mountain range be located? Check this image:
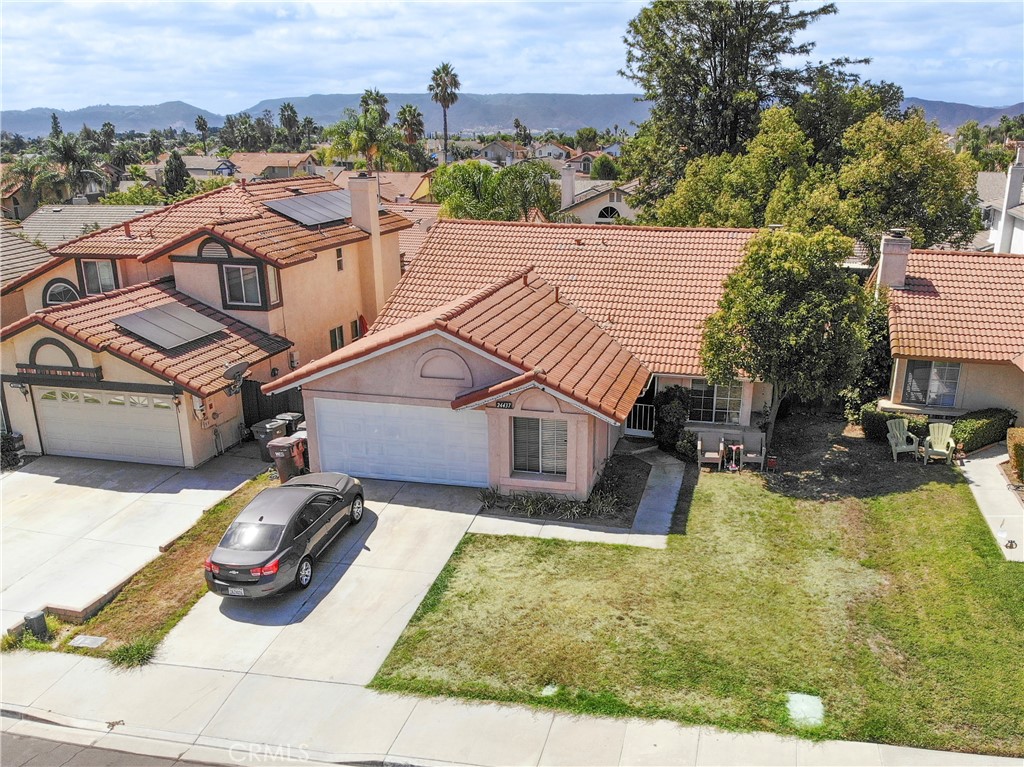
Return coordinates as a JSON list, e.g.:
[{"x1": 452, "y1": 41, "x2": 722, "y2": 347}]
[{"x1": 2, "y1": 94, "x2": 1021, "y2": 138}]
